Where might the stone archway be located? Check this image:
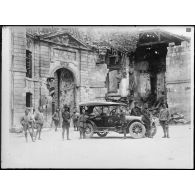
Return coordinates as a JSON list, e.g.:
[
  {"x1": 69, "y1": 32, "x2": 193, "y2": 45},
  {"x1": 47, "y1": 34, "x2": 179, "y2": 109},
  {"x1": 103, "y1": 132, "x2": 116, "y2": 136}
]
[
  {"x1": 54, "y1": 68, "x2": 76, "y2": 112},
  {"x1": 49, "y1": 61, "x2": 79, "y2": 86},
  {"x1": 48, "y1": 61, "x2": 79, "y2": 113}
]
